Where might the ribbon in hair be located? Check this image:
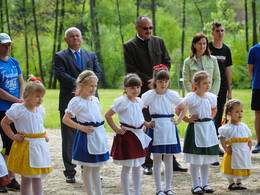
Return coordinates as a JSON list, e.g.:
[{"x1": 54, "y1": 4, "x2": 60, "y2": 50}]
[
  {"x1": 153, "y1": 64, "x2": 168, "y2": 71},
  {"x1": 31, "y1": 78, "x2": 42, "y2": 82},
  {"x1": 221, "y1": 118, "x2": 229, "y2": 125}
]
